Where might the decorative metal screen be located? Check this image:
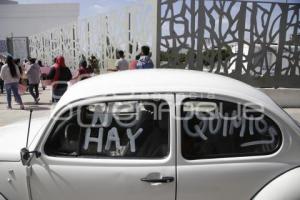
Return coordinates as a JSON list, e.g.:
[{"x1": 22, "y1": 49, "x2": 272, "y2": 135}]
[
  {"x1": 29, "y1": 23, "x2": 79, "y2": 70},
  {"x1": 158, "y1": 0, "x2": 300, "y2": 88},
  {"x1": 29, "y1": 0, "x2": 156, "y2": 73}
]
